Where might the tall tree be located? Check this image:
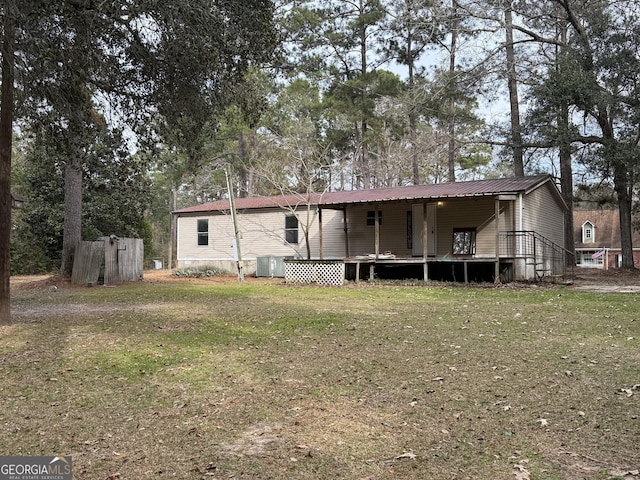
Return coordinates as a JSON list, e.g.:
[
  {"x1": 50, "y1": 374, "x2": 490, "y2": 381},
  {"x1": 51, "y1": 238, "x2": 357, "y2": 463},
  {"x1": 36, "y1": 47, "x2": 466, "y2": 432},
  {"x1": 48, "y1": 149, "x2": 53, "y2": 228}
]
[
  {"x1": 527, "y1": 0, "x2": 640, "y2": 268},
  {"x1": 16, "y1": 1, "x2": 277, "y2": 275},
  {"x1": 283, "y1": 0, "x2": 387, "y2": 189},
  {"x1": 382, "y1": 0, "x2": 443, "y2": 184},
  {"x1": 0, "y1": 0, "x2": 16, "y2": 324},
  {"x1": 504, "y1": 0, "x2": 524, "y2": 176}
]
